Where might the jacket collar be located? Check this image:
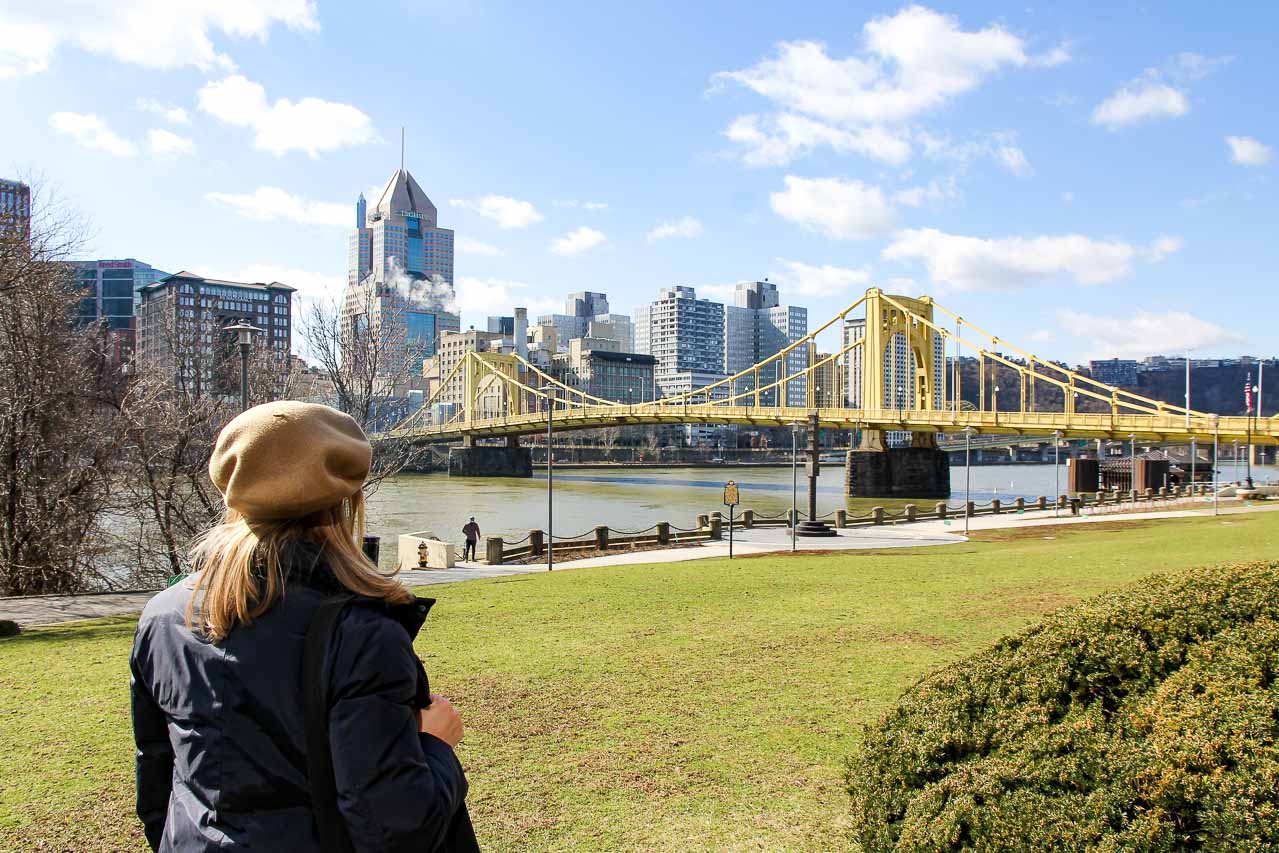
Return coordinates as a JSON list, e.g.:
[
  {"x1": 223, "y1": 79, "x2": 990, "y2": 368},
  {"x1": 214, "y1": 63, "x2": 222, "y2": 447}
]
[{"x1": 287, "y1": 541, "x2": 436, "y2": 640}]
